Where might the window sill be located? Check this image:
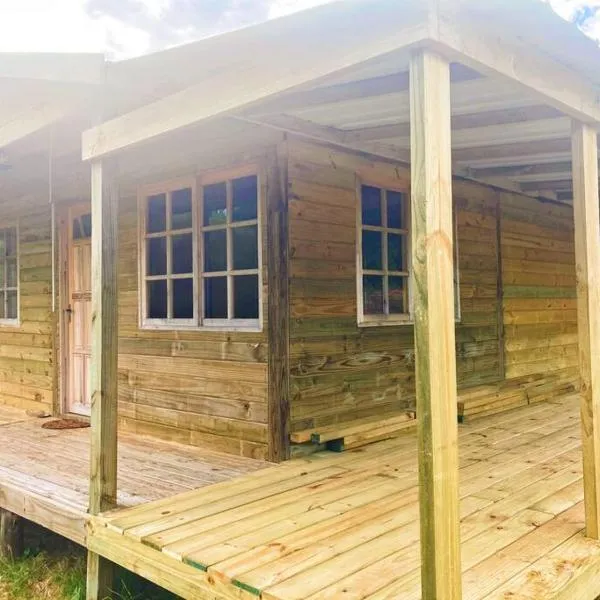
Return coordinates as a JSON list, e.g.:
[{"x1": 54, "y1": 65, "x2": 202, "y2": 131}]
[
  {"x1": 358, "y1": 318, "x2": 413, "y2": 328},
  {"x1": 140, "y1": 321, "x2": 262, "y2": 333},
  {"x1": 0, "y1": 319, "x2": 20, "y2": 329}
]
